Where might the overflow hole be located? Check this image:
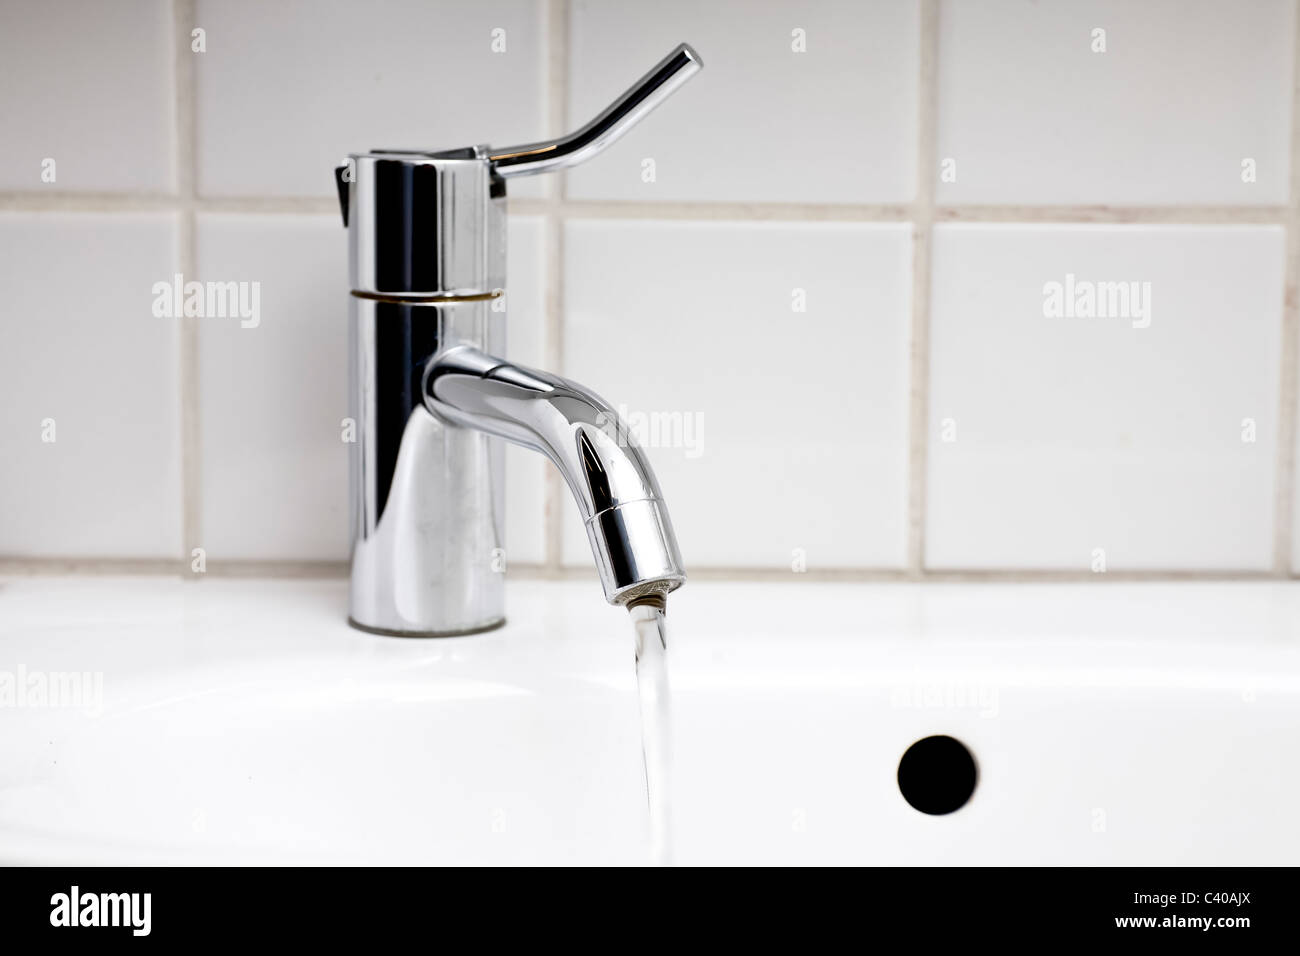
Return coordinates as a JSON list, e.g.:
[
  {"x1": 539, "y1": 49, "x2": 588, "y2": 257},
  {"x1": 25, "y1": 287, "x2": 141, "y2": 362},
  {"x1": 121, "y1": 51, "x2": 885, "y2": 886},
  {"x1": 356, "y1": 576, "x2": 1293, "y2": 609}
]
[{"x1": 897, "y1": 735, "x2": 977, "y2": 815}]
